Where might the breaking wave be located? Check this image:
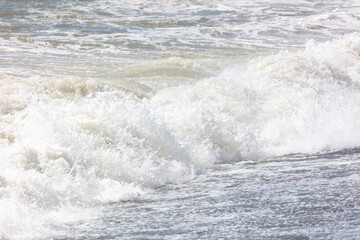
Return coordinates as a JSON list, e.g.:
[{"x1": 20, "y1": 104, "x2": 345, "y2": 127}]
[{"x1": 1, "y1": 33, "x2": 360, "y2": 239}]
